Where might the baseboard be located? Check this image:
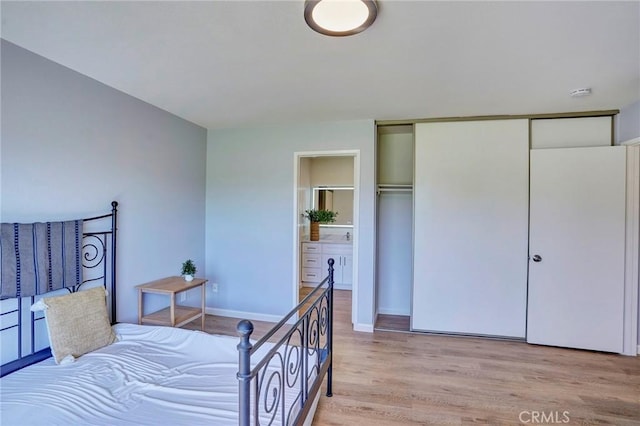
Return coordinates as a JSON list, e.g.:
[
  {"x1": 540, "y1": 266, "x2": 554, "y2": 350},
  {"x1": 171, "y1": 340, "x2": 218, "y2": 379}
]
[
  {"x1": 353, "y1": 323, "x2": 374, "y2": 333},
  {"x1": 377, "y1": 307, "x2": 411, "y2": 316},
  {"x1": 205, "y1": 307, "x2": 282, "y2": 323}
]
